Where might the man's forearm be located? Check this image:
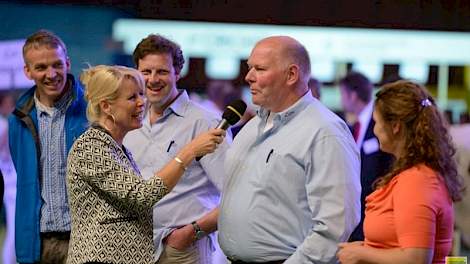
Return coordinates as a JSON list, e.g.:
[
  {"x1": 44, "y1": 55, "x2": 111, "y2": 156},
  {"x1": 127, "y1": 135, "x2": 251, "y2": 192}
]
[{"x1": 193, "y1": 207, "x2": 219, "y2": 234}]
